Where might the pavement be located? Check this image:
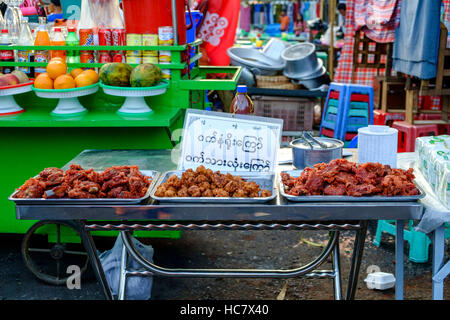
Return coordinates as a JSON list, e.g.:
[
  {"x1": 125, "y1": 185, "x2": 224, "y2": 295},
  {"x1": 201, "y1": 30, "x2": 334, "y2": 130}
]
[{"x1": 0, "y1": 221, "x2": 448, "y2": 300}]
